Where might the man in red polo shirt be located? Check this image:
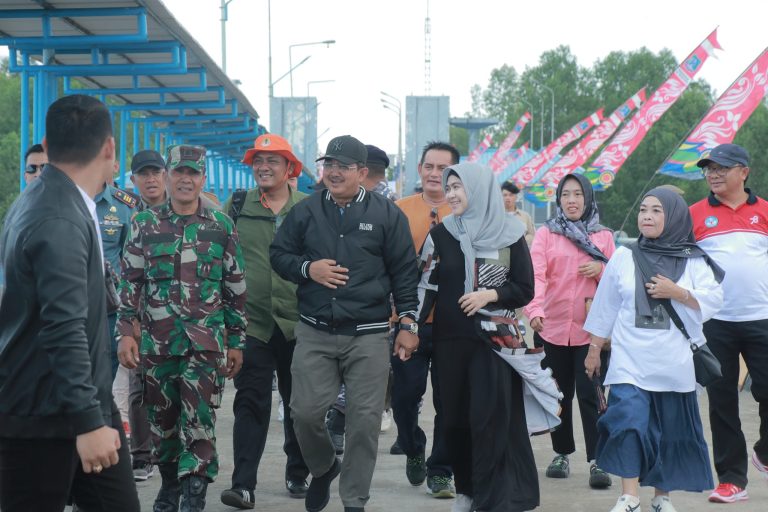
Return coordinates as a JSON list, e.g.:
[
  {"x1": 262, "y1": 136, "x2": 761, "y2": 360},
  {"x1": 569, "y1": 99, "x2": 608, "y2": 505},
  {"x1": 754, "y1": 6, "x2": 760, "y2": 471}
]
[{"x1": 689, "y1": 143, "x2": 768, "y2": 504}]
